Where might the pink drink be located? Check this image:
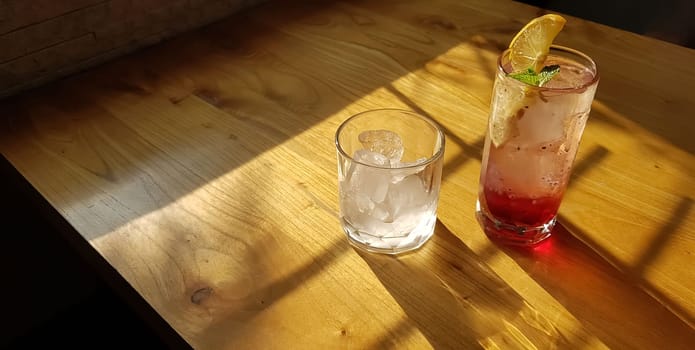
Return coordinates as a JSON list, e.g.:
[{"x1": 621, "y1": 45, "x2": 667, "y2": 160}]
[{"x1": 477, "y1": 46, "x2": 599, "y2": 245}]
